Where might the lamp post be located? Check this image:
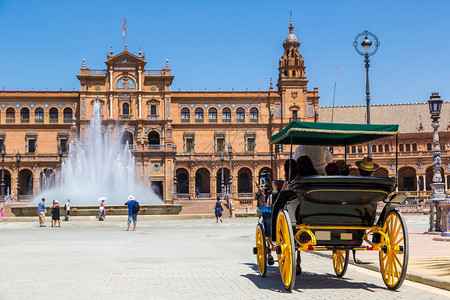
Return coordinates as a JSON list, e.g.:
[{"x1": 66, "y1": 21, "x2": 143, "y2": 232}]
[
  {"x1": 427, "y1": 92, "x2": 445, "y2": 232},
  {"x1": 58, "y1": 145, "x2": 63, "y2": 183},
  {"x1": 16, "y1": 152, "x2": 21, "y2": 201},
  {"x1": 220, "y1": 152, "x2": 225, "y2": 198},
  {"x1": 353, "y1": 30, "x2": 380, "y2": 157},
  {"x1": 228, "y1": 144, "x2": 233, "y2": 197},
  {"x1": 172, "y1": 144, "x2": 177, "y2": 202},
  {"x1": 417, "y1": 178, "x2": 421, "y2": 208},
  {"x1": 1, "y1": 145, "x2": 5, "y2": 200}
]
